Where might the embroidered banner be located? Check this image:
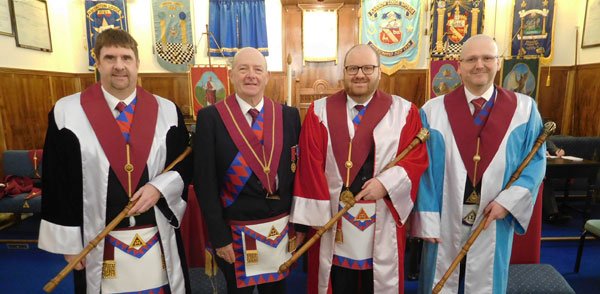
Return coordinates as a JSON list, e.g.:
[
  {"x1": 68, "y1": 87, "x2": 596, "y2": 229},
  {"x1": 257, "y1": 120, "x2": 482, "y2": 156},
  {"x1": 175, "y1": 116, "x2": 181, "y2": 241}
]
[
  {"x1": 429, "y1": 59, "x2": 461, "y2": 99},
  {"x1": 189, "y1": 65, "x2": 229, "y2": 118},
  {"x1": 429, "y1": 0, "x2": 485, "y2": 59},
  {"x1": 500, "y1": 58, "x2": 540, "y2": 101},
  {"x1": 85, "y1": 0, "x2": 128, "y2": 70},
  {"x1": 510, "y1": 0, "x2": 556, "y2": 65},
  {"x1": 360, "y1": 0, "x2": 424, "y2": 74},
  {"x1": 151, "y1": 0, "x2": 195, "y2": 72}
]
